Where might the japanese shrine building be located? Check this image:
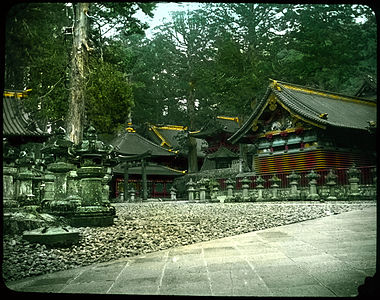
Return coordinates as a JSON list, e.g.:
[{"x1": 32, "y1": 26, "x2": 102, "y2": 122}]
[
  {"x1": 109, "y1": 123, "x2": 185, "y2": 199},
  {"x1": 228, "y1": 79, "x2": 376, "y2": 176},
  {"x1": 190, "y1": 116, "x2": 241, "y2": 171}
]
